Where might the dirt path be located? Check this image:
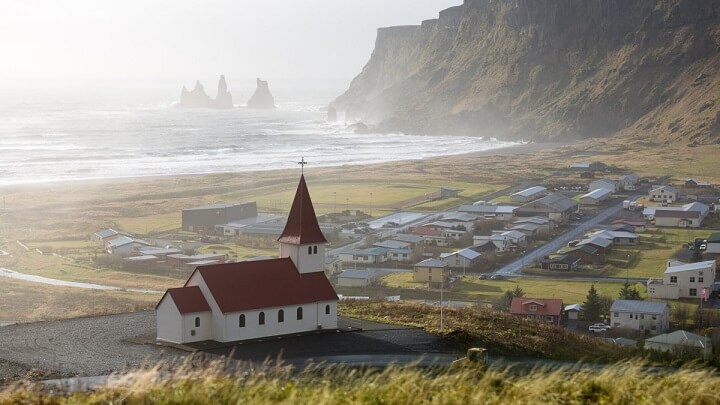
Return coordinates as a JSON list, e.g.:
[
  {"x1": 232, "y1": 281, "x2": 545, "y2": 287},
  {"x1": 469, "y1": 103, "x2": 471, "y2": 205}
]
[{"x1": 0, "y1": 268, "x2": 163, "y2": 294}]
